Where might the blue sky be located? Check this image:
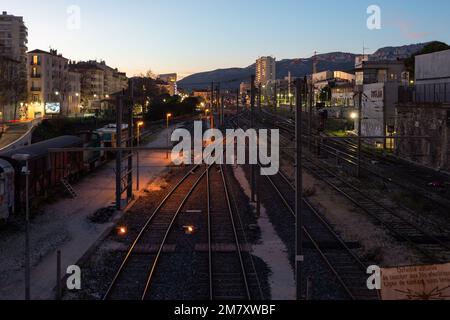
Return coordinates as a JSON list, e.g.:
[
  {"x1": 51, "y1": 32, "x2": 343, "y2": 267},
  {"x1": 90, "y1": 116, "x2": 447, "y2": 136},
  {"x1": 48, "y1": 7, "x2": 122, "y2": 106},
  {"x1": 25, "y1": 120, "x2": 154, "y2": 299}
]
[{"x1": 2, "y1": 0, "x2": 449, "y2": 78}]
